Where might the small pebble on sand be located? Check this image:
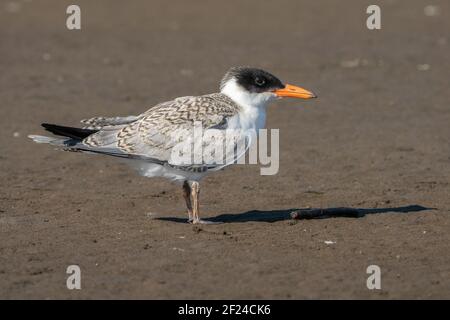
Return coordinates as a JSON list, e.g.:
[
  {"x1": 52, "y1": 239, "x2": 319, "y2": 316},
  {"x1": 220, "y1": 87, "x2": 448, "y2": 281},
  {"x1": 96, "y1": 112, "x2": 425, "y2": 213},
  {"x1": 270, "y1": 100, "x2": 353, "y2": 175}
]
[
  {"x1": 417, "y1": 64, "x2": 430, "y2": 71},
  {"x1": 42, "y1": 53, "x2": 52, "y2": 61},
  {"x1": 180, "y1": 69, "x2": 194, "y2": 77},
  {"x1": 5, "y1": 2, "x2": 21, "y2": 13},
  {"x1": 437, "y1": 37, "x2": 447, "y2": 46},
  {"x1": 424, "y1": 5, "x2": 440, "y2": 17},
  {"x1": 340, "y1": 59, "x2": 360, "y2": 68}
]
